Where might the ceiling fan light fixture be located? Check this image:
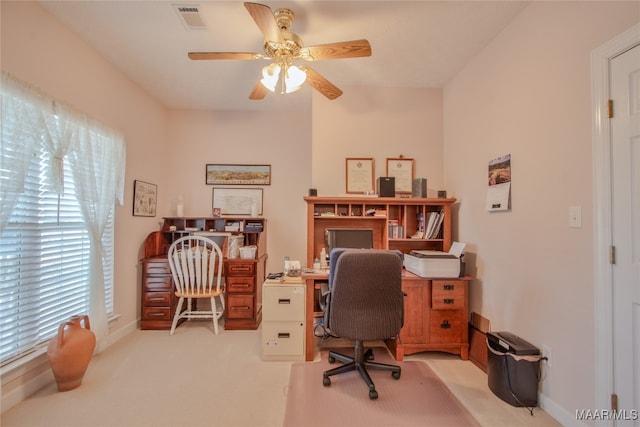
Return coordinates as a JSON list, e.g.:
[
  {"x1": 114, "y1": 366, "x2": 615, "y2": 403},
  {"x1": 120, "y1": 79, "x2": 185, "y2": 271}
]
[
  {"x1": 284, "y1": 65, "x2": 306, "y2": 93},
  {"x1": 260, "y1": 63, "x2": 281, "y2": 92}
]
